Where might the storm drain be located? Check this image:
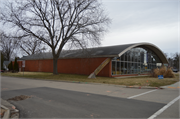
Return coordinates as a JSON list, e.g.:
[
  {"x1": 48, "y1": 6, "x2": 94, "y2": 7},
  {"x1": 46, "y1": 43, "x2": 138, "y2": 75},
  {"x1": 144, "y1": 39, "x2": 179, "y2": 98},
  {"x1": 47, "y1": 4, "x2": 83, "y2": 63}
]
[{"x1": 8, "y1": 95, "x2": 31, "y2": 101}]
